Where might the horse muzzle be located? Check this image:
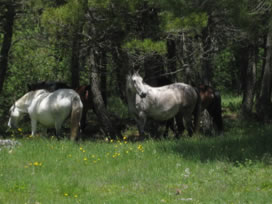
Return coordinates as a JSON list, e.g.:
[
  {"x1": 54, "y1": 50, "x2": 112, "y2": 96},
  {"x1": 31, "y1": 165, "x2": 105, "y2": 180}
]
[
  {"x1": 8, "y1": 118, "x2": 16, "y2": 129},
  {"x1": 140, "y1": 92, "x2": 147, "y2": 98}
]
